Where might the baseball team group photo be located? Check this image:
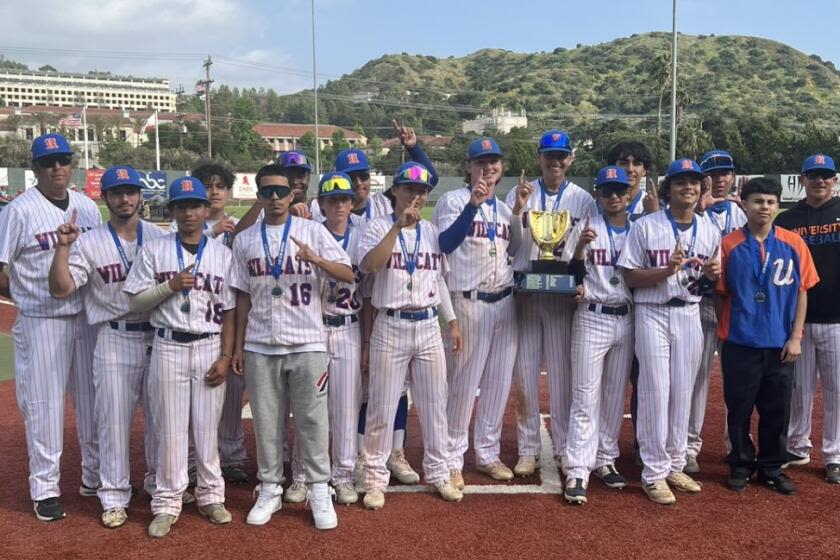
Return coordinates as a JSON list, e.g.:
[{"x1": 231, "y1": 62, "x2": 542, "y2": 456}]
[{"x1": 1, "y1": 1, "x2": 840, "y2": 558}]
